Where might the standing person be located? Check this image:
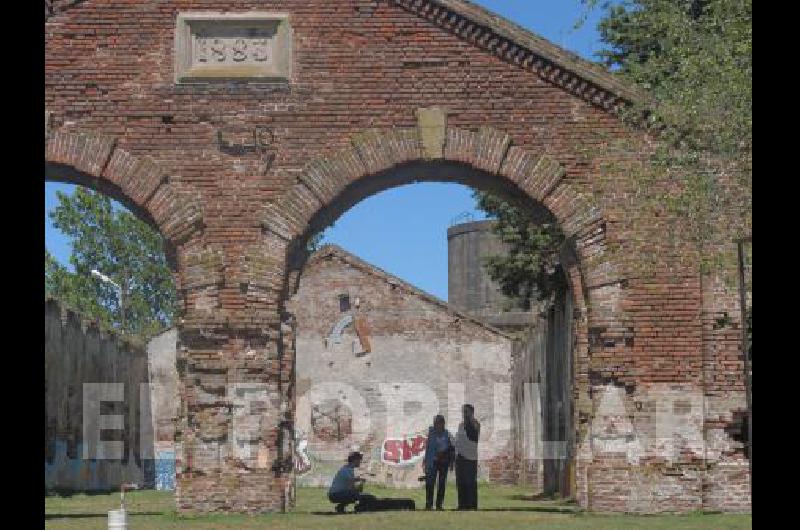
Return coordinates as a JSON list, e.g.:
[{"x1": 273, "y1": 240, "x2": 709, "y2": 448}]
[
  {"x1": 328, "y1": 451, "x2": 375, "y2": 513},
  {"x1": 455, "y1": 404, "x2": 481, "y2": 510},
  {"x1": 422, "y1": 414, "x2": 454, "y2": 510}
]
